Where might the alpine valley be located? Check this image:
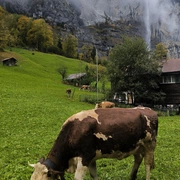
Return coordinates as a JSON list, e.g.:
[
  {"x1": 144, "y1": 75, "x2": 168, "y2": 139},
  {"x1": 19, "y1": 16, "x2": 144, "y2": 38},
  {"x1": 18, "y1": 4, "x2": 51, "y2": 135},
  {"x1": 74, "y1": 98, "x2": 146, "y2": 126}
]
[{"x1": 1, "y1": 0, "x2": 180, "y2": 58}]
